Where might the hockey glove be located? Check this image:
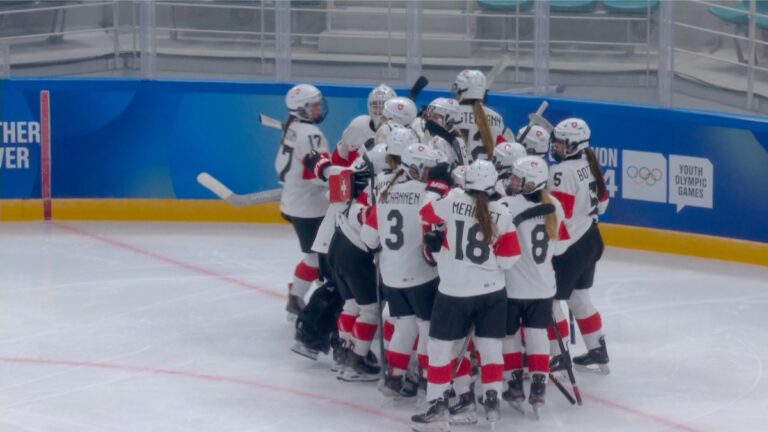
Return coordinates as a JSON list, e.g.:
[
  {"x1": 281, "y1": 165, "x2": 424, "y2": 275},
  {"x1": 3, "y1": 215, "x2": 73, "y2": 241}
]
[
  {"x1": 426, "y1": 162, "x2": 451, "y2": 196},
  {"x1": 303, "y1": 150, "x2": 332, "y2": 181}
]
